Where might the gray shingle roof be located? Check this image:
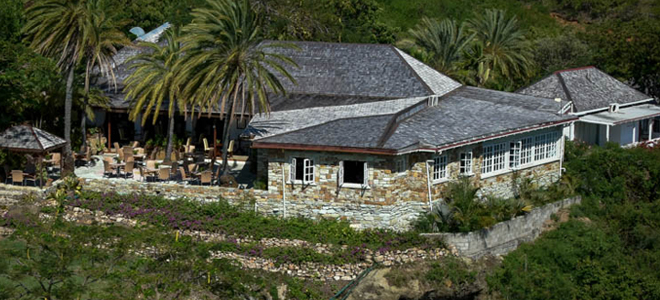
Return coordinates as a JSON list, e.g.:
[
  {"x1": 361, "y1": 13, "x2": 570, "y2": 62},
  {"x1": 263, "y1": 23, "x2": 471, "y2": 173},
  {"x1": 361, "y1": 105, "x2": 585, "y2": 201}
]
[
  {"x1": 247, "y1": 97, "x2": 425, "y2": 140},
  {"x1": 518, "y1": 67, "x2": 652, "y2": 112},
  {"x1": 263, "y1": 41, "x2": 460, "y2": 98},
  {"x1": 254, "y1": 87, "x2": 576, "y2": 152},
  {"x1": 383, "y1": 87, "x2": 575, "y2": 150},
  {"x1": 0, "y1": 125, "x2": 66, "y2": 153}
]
